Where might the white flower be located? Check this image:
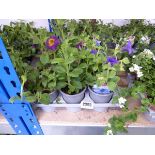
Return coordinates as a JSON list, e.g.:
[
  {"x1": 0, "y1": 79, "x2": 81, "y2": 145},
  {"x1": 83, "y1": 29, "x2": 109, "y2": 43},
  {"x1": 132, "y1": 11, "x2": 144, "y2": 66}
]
[
  {"x1": 118, "y1": 97, "x2": 126, "y2": 108},
  {"x1": 107, "y1": 123, "x2": 111, "y2": 128},
  {"x1": 132, "y1": 64, "x2": 143, "y2": 78},
  {"x1": 129, "y1": 64, "x2": 143, "y2": 77},
  {"x1": 118, "y1": 97, "x2": 127, "y2": 104},
  {"x1": 137, "y1": 71, "x2": 143, "y2": 78},
  {"x1": 115, "y1": 44, "x2": 120, "y2": 49},
  {"x1": 132, "y1": 55, "x2": 136, "y2": 58},
  {"x1": 119, "y1": 104, "x2": 125, "y2": 108},
  {"x1": 143, "y1": 49, "x2": 155, "y2": 60},
  {"x1": 143, "y1": 49, "x2": 154, "y2": 56},
  {"x1": 141, "y1": 36, "x2": 150, "y2": 44},
  {"x1": 133, "y1": 64, "x2": 142, "y2": 71},
  {"x1": 129, "y1": 67, "x2": 134, "y2": 72},
  {"x1": 106, "y1": 130, "x2": 113, "y2": 135}
]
